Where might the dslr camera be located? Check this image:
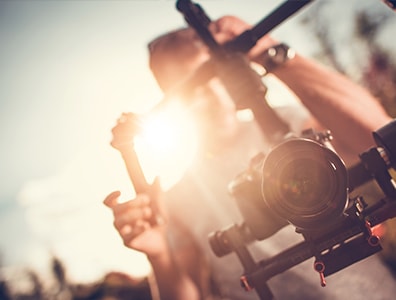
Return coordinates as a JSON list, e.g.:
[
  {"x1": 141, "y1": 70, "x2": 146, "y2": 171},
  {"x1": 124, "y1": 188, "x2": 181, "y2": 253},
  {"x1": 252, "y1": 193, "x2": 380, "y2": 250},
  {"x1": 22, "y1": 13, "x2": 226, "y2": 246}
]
[
  {"x1": 208, "y1": 121, "x2": 396, "y2": 299},
  {"x1": 174, "y1": 1, "x2": 396, "y2": 298}
]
